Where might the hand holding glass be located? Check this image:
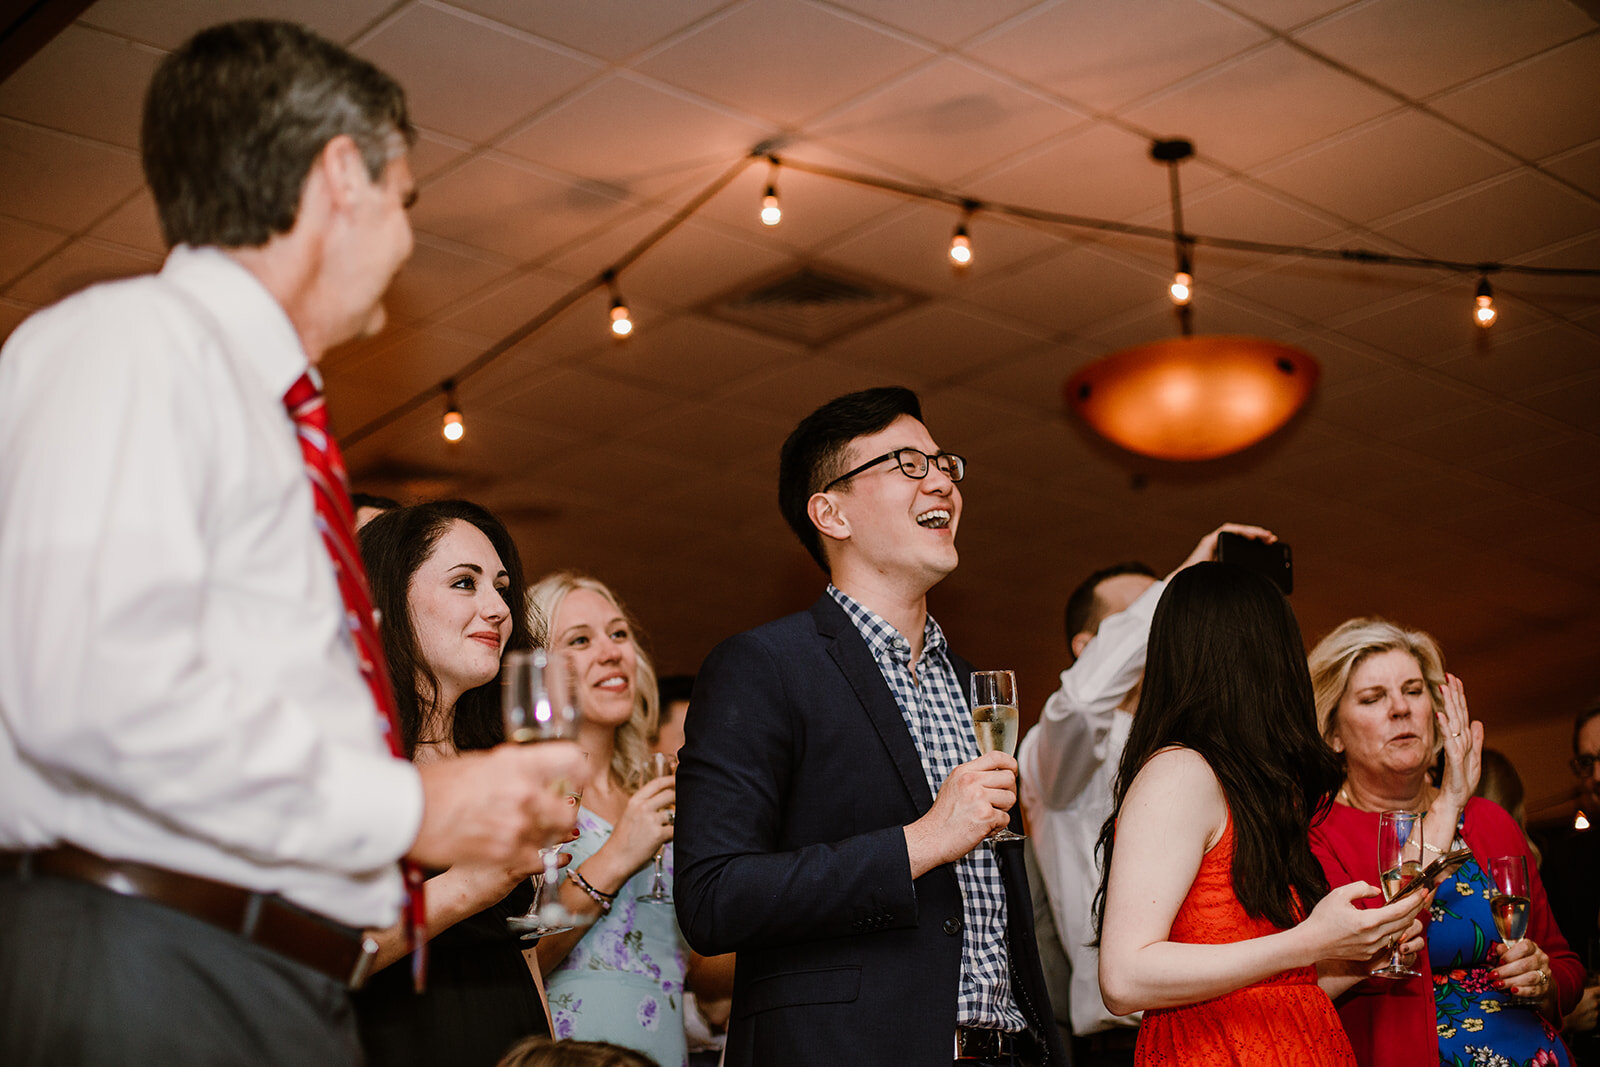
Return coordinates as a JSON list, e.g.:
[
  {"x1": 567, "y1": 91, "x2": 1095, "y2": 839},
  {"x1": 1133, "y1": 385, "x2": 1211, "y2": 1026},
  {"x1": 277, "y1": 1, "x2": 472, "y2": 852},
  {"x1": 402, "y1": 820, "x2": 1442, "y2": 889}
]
[
  {"x1": 970, "y1": 670, "x2": 1023, "y2": 844},
  {"x1": 1489, "y1": 855, "x2": 1536, "y2": 1004},
  {"x1": 637, "y1": 752, "x2": 676, "y2": 903},
  {"x1": 502, "y1": 649, "x2": 587, "y2": 936},
  {"x1": 1372, "y1": 810, "x2": 1423, "y2": 978}
]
